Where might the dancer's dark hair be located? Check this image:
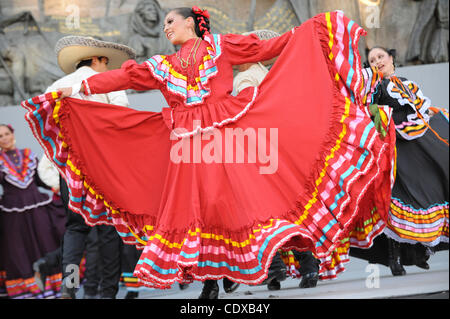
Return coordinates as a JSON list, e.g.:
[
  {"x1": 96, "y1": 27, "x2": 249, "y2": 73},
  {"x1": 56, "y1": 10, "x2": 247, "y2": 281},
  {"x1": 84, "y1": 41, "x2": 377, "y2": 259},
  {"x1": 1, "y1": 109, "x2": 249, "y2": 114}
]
[{"x1": 172, "y1": 7, "x2": 211, "y2": 38}]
